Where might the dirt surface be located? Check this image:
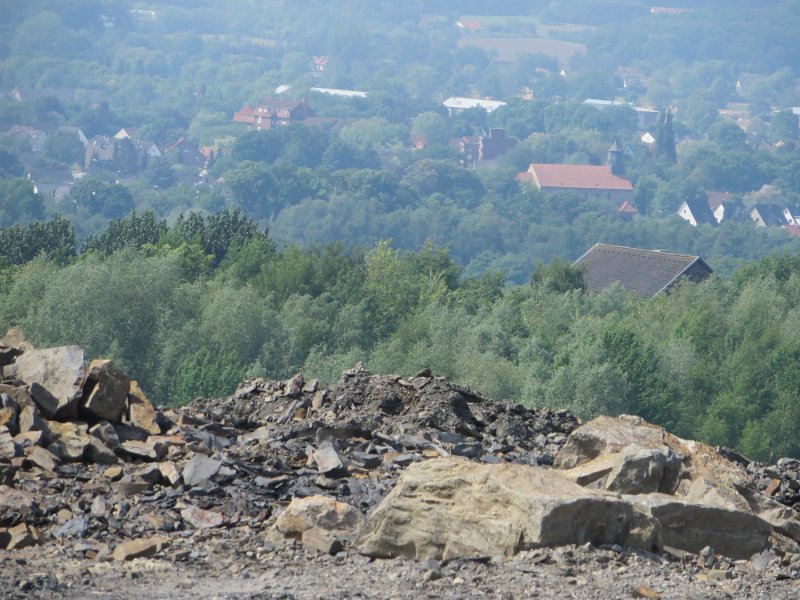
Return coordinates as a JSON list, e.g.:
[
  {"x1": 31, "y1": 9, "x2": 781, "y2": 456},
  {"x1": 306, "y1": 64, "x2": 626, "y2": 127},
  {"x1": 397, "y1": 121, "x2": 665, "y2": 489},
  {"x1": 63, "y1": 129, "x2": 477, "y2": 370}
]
[{"x1": 3, "y1": 543, "x2": 800, "y2": 599}]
